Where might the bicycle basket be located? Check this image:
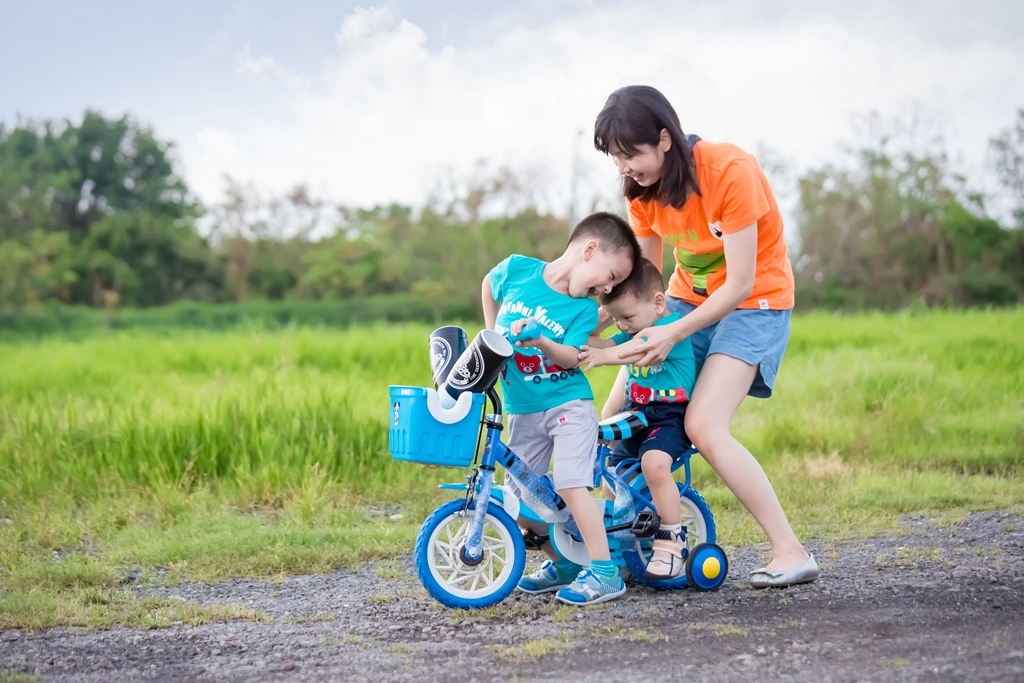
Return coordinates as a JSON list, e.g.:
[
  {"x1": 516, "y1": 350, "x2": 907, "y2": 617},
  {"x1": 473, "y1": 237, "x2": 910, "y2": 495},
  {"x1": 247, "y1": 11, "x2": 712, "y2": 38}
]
[{"x1": 388, "y1": 385, "x2": 486, "y2": 468}]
